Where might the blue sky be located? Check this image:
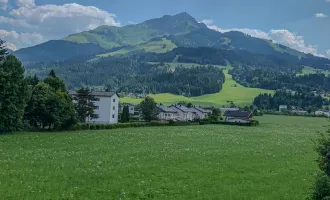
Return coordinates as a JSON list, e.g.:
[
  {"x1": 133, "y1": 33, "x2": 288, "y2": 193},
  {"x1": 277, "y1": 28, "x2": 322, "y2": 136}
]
[{"x1": 0, "y1": 0, "x2": 329, "y2": 57}]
